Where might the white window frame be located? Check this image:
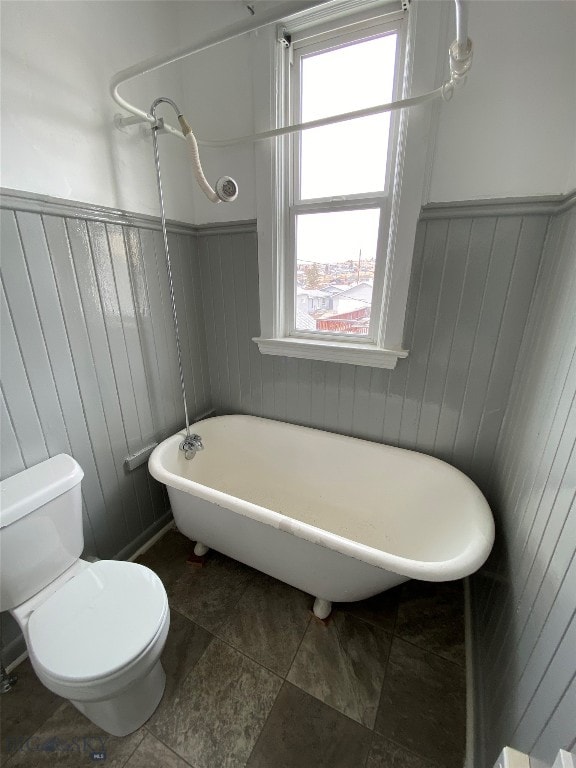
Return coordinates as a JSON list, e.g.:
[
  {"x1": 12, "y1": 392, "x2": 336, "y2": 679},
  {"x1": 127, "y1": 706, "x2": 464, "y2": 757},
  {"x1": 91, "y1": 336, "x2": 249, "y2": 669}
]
[{"x1": 253, "y1": 0, "x2": 445, "y2": 369}]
